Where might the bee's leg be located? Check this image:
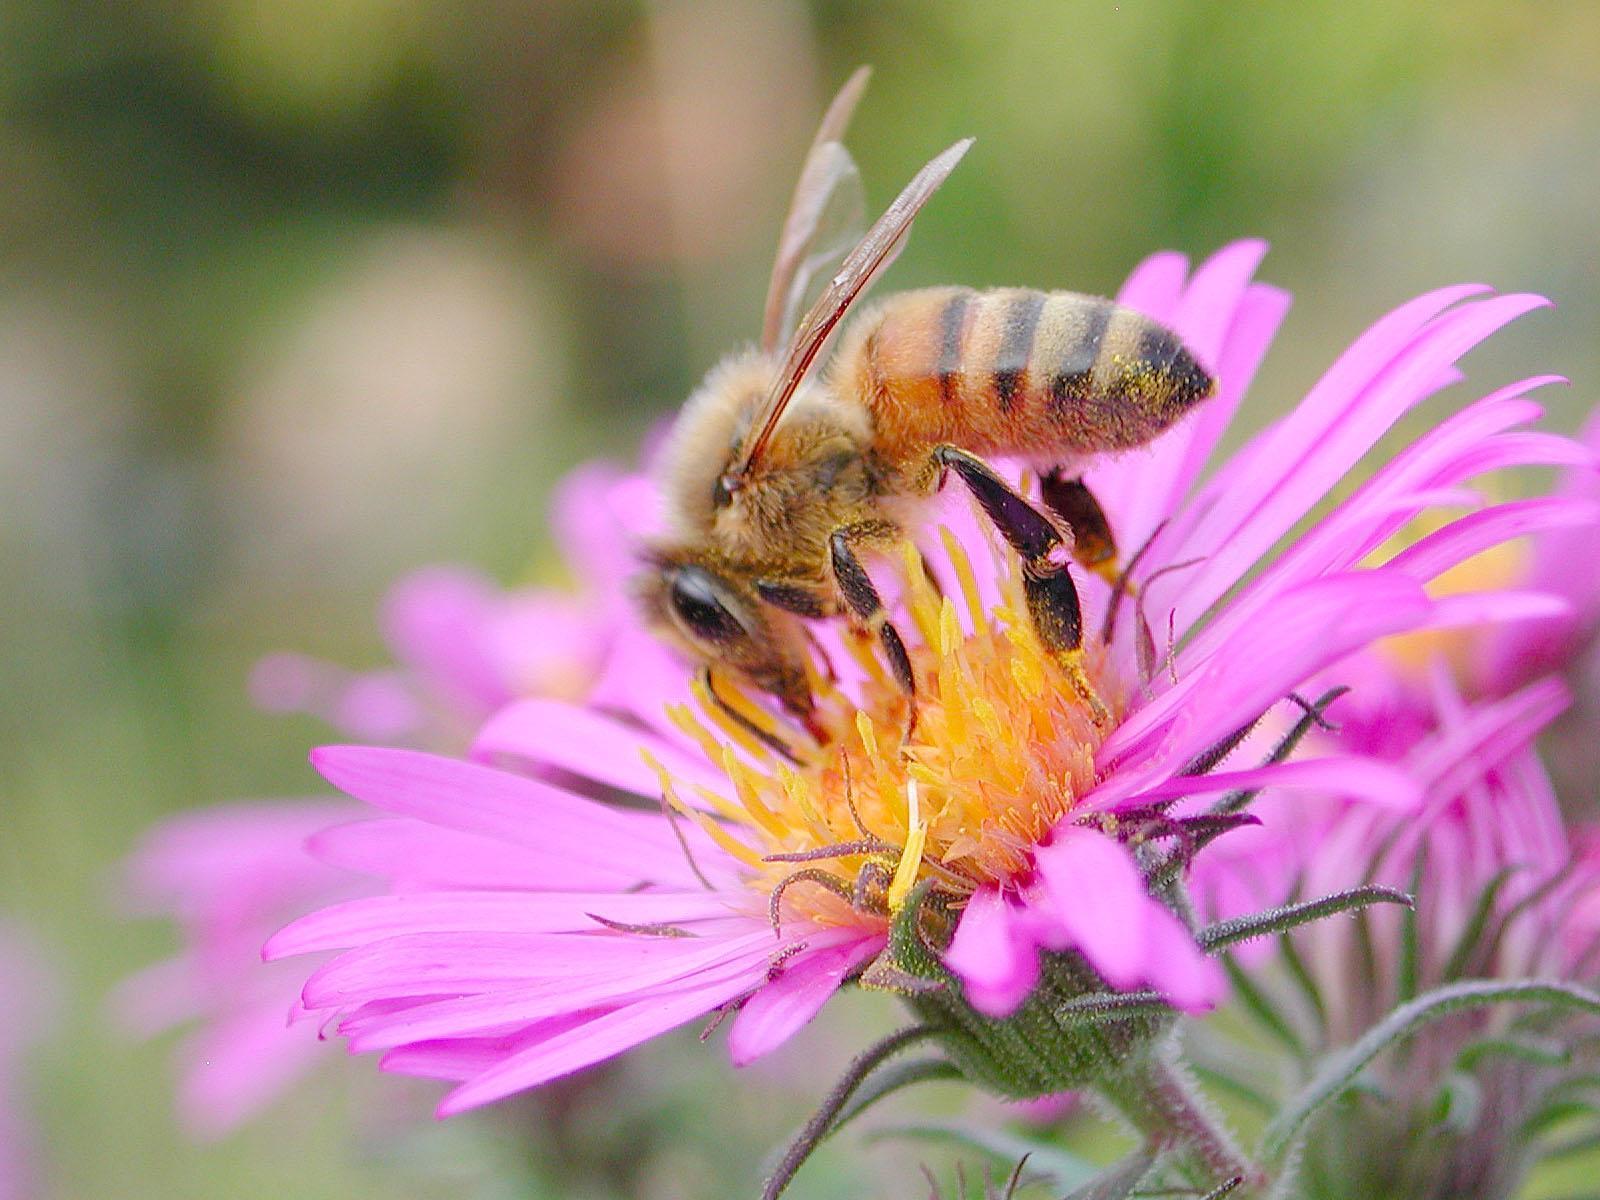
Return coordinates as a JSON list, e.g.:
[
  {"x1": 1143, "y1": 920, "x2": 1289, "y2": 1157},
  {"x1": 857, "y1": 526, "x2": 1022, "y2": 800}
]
[
  {"x1": 933, "y1": 445, "x2": 1108, "y2": 723},
  {"x1": 754, "y1": 579, "x2": 832, "y2": 619},
  {"x1": 827, "y1": 526, "x2": 916, "y2": 704},
  {"x1": 754, "y1": 578, "x2": 842, "y2": 707},
  {"x1": 700, "y1": 665, "x2": 806, "y2": 763},
  {"x1": 1039, "y1": 469, "x2": 1121, "y2": 587}
]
